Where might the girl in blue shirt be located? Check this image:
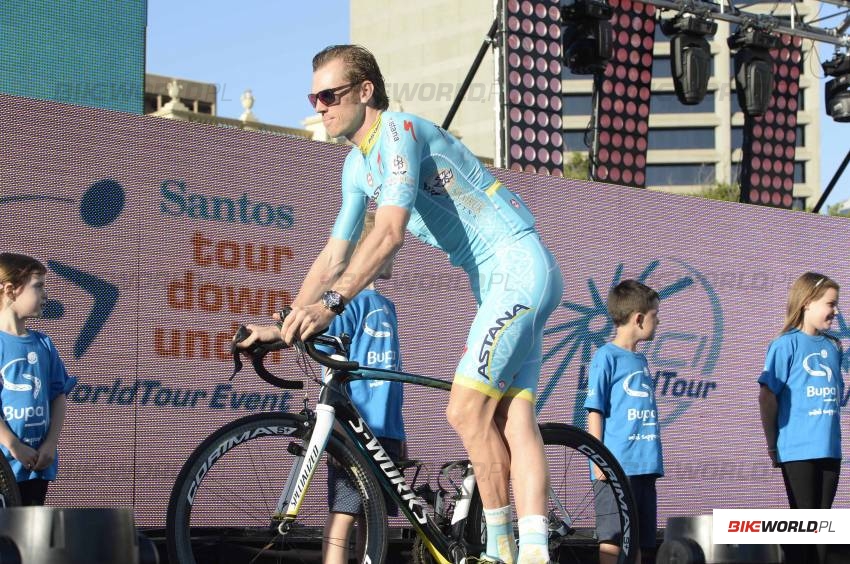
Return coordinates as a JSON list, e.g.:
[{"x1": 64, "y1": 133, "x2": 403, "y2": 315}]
[
  {"x1": 758, "y1": 272, "x2": 842, "y2": 563},
  {"x1": 0, "y1": 253, "x2": 75, "y2": 506}
]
